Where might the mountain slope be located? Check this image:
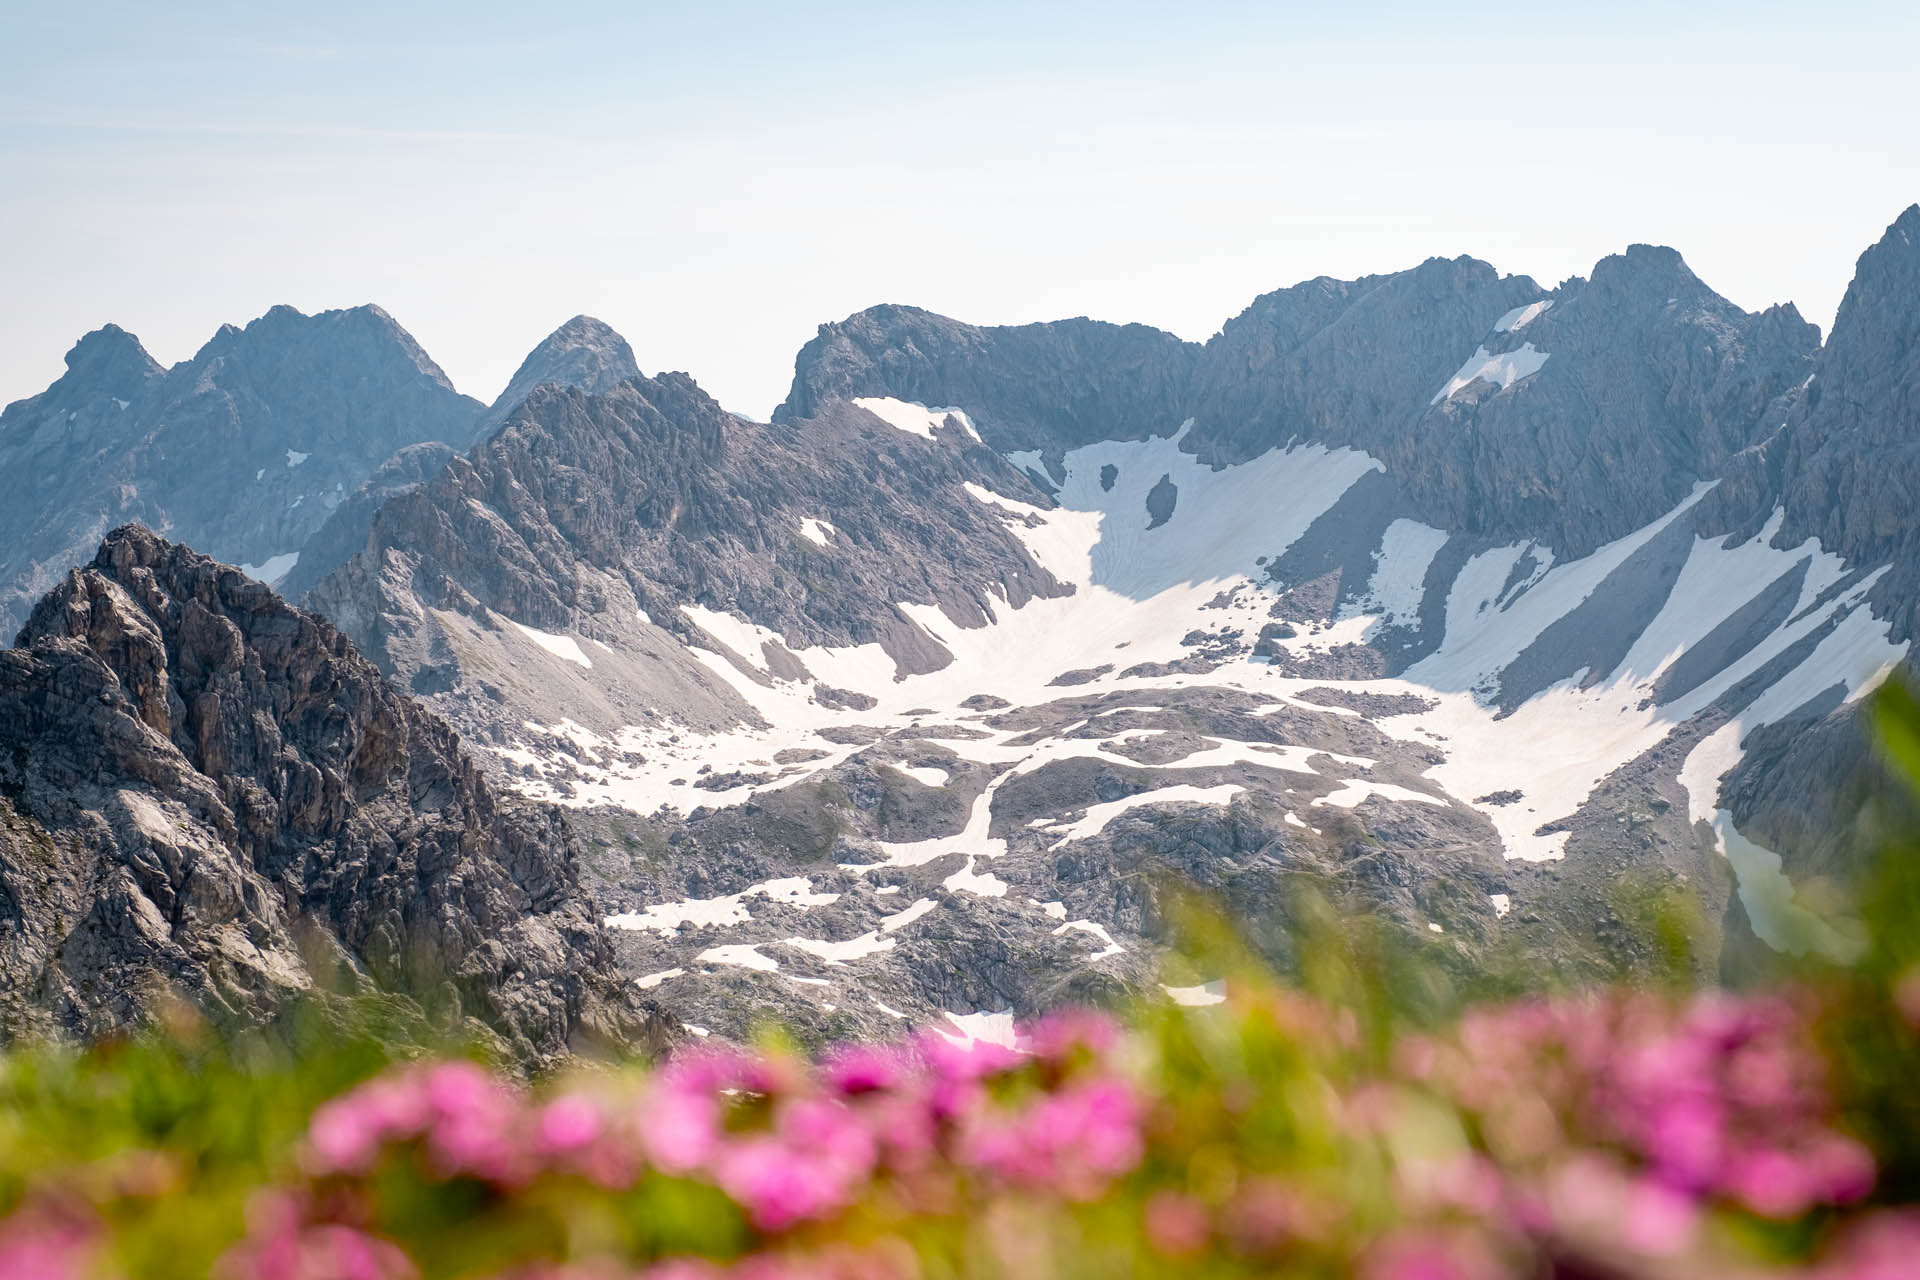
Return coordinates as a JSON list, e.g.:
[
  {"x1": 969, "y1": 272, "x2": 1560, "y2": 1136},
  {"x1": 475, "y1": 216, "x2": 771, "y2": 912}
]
[
  {"x1": 278, "y1": 225, "x2": 1909, "y2": 1043},
  {"x1": 0, "y1": 527, "x2": 663, "y2": 1061},
  {"x1": 0, "y1": 305, "x2": 484, "y2": 638}
]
